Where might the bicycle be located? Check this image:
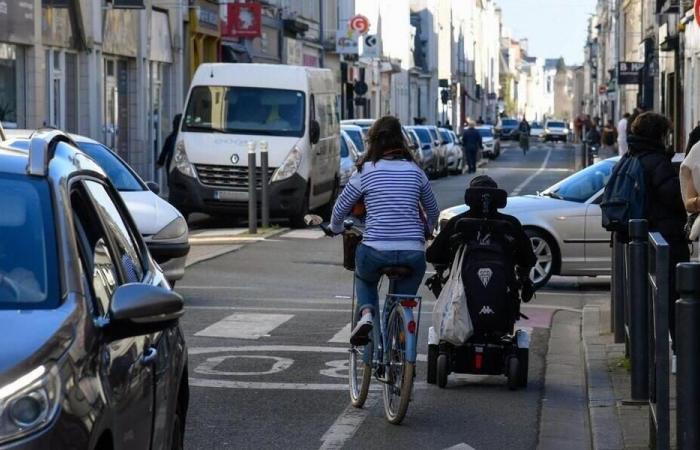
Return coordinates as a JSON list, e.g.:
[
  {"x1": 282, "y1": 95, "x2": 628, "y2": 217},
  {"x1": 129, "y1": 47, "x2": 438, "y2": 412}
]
[{"x1": 305, "y1": 215, "x2": 422, "y2": 424}]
